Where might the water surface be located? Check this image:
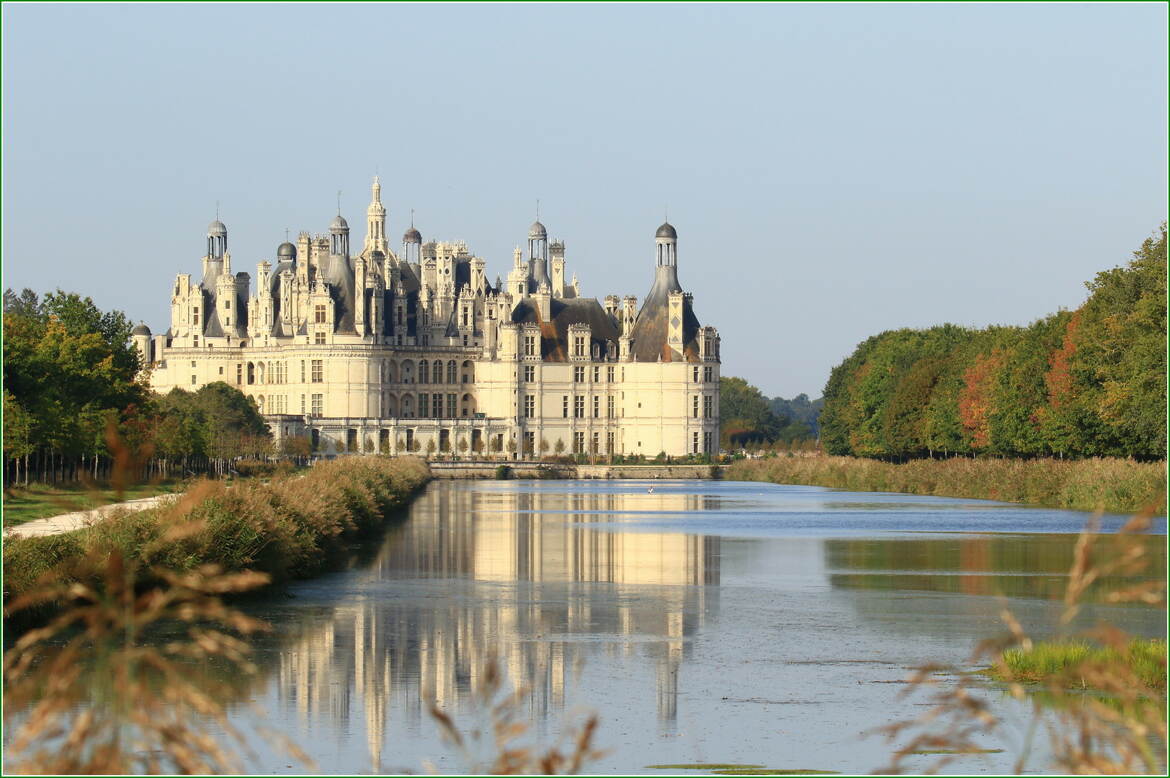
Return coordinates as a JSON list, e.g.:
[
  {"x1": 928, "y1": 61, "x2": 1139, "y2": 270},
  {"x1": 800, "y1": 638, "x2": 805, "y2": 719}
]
[{"x1": 214, "y1": 479, "x2": 1164, "y2": 774}]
